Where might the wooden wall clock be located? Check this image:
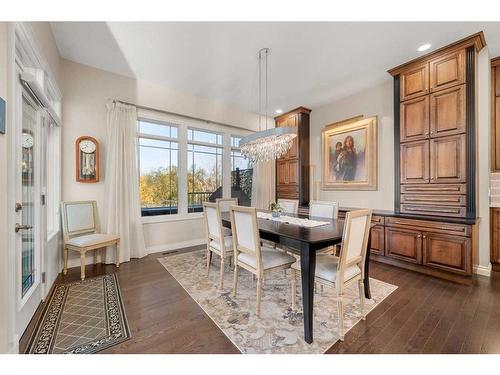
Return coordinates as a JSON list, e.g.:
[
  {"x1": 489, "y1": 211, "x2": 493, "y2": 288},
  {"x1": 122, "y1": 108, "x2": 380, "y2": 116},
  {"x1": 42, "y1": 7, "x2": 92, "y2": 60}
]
[{"x1": 76, "y1": 136, "x2": 99, "y2": 183}]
